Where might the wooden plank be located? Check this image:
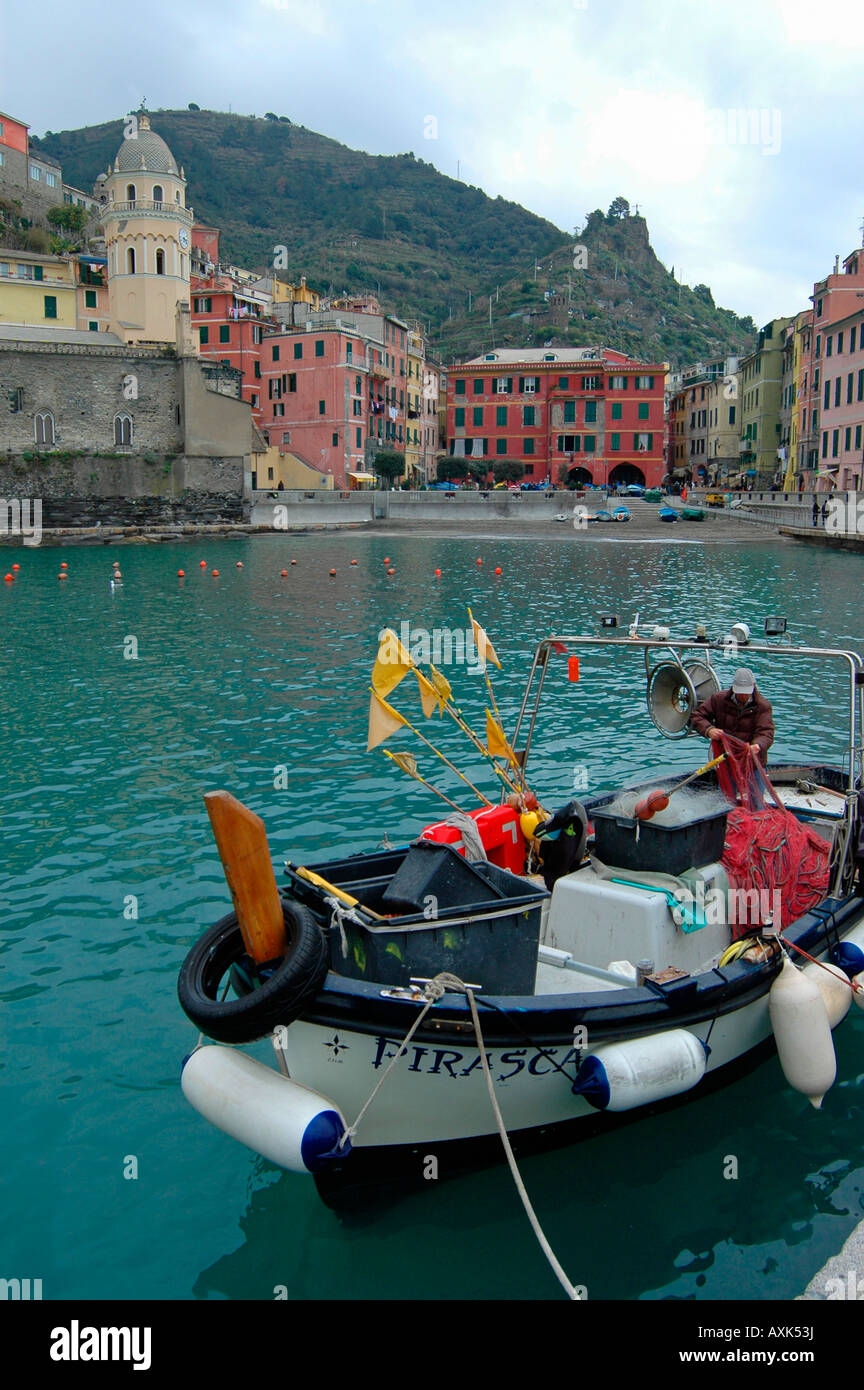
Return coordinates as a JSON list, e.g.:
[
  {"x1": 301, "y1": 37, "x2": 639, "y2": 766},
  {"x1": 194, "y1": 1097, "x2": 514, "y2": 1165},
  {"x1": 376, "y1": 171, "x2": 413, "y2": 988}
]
[{"x1": 204, "y1": 790, "x2": 286, "y2": 964}]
